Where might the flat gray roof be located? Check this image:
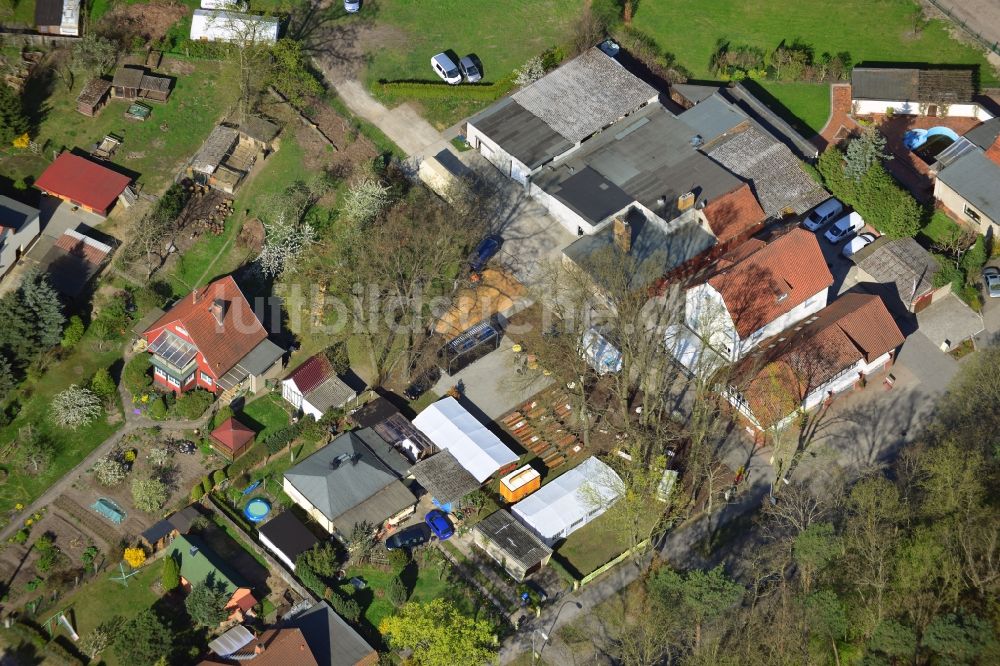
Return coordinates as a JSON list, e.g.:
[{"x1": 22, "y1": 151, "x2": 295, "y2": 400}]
[
  {"x1": 936, "y1": 151, "x2": 1000, "y2": 223},
  {"x1": 474, "y1": 510, "x2": 552, "y2": 571},
  {"x1": 679, "y1": 94, "x2": 747, "y2": 144},
  {"x1": 965, "y1": 118, "x2": 1000, "y2": 150},
  {"x1": 533, "y1": 104, "x2": 741, "y2": 226},
  {"x1": 469, "y1": 98, "x2": 572, "y2": 169},
  {"x1": 512, "y1": 47, "x2": 658, "y2": 145},
  {"x1": 0, "y1": 195, "x2": 39, "y2": 231}
]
